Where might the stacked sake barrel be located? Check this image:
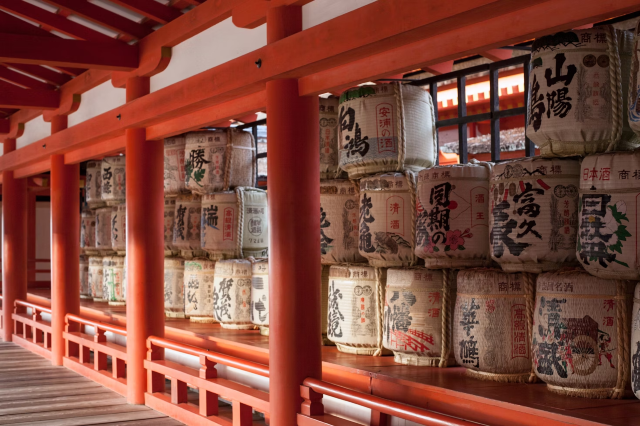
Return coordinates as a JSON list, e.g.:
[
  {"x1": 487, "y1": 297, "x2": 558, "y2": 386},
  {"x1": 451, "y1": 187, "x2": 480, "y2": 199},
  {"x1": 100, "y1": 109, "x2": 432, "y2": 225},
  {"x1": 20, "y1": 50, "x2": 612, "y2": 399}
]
[
  {"x1": 251, "y1": 260, "x2": 269, "y2": 335},
  {"x1": 103, "y1": 256, "x2": 126, "y2": 306},
  {"x1": 212, "y1": 259, "x2": 253, "y2": 329},
  {"x1": 79, "y1": 255, "x2": 91, "y2": 300},
  {"x1": 184, "y1": 259, "x2": 216, "y2": 323},
  {"x1": 164, "y1": 257, "x2": 186, "y2": 318}
]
